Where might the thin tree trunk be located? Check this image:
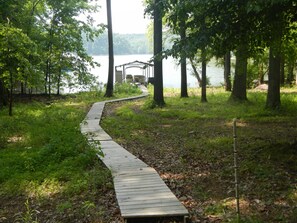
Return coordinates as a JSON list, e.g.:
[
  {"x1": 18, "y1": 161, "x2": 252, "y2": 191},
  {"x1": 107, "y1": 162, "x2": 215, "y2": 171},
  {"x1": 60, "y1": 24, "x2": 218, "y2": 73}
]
[
  {"x1": 44, "y1": 66, "x2": 48, "y2": 94},
  {"x1": 21, "y1": 82, "x2": 25, "y2": 95},
  {"x1": 180, "y1": 19, "x2": 188, "y2": 98},
  {"x1": 29, "y1": 87, "x2": 32, "y2": 101},
  {"x1": 259, "y1": 62, "x2": 264, "y2": 84},
  {"x1": 104, "y1": 0, "x2": 114, "y2": 97},
  {"x1": 230, "y1": 45, "x2": 248, "y2": 101},
  {"x1": 266, "y1": 47, "x2": 281, "y2": 109},
  {"x1": 287, "y1": 62, "x2": 294, "y2": 85},
  {"x1": 153, "y1": 0, "x2": 165, "y2": 106},
  {"x1": 224, "y1": 52, "x2": 232, "y2": 91},
  {"x1": 190, "y1": 58, "x2": 202, "y2": 87},
  {"x1": 57, "y1": 66, "x2": 61, "y2": 95},
  {"x1": 9, "y1": 69, "x2": 13, "y2": 116},
  {"x1": 0, "y1": 78, "x2": 7, "y2": 109},
  {"x1": 48, "y1": 61, "x2": 51, "y2": 98},
  {"x1": 201, "y1": 48, "x2": 207, "y2": 103}
]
